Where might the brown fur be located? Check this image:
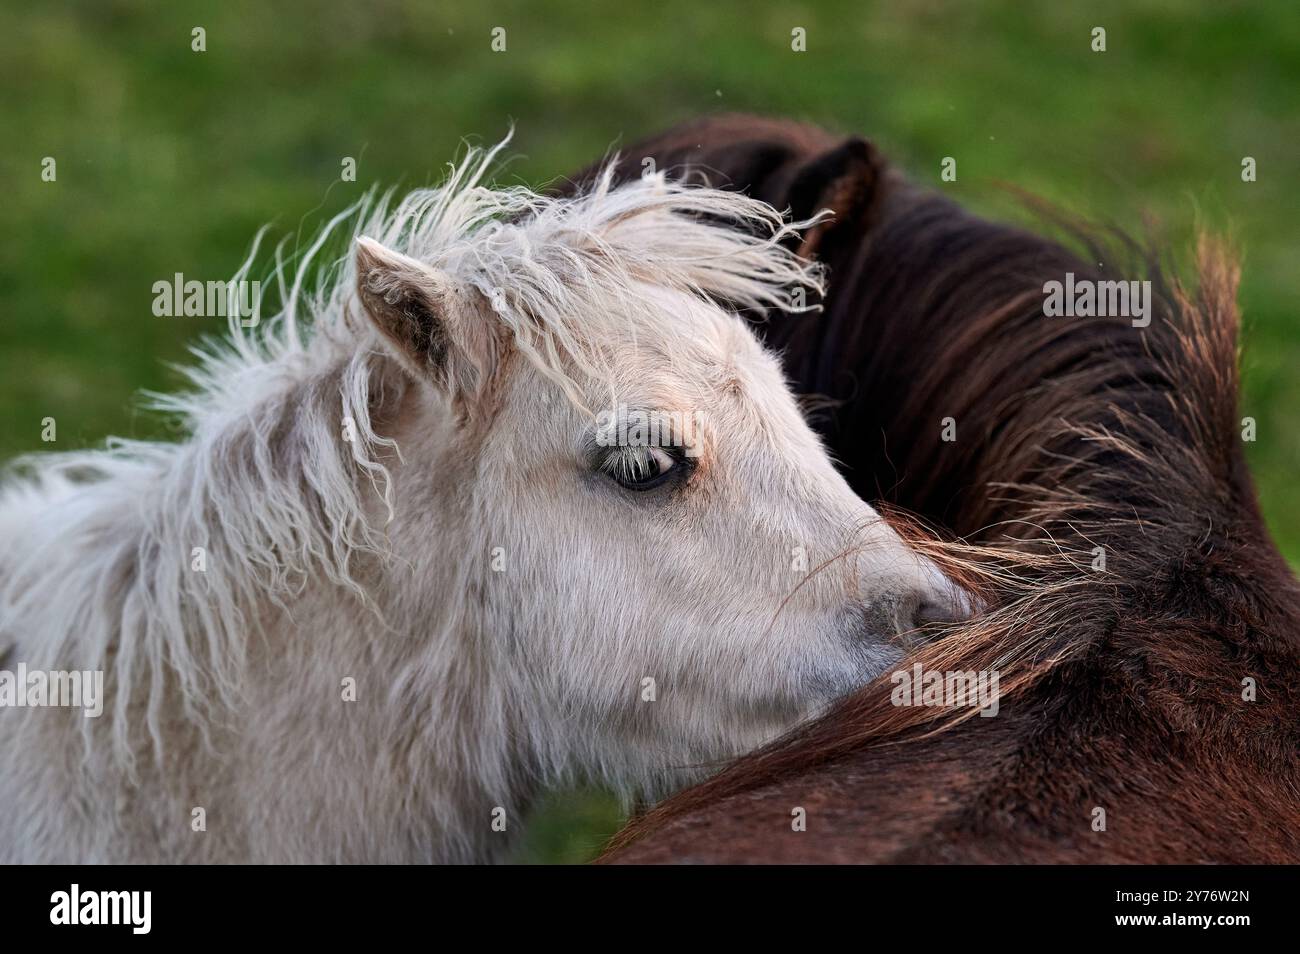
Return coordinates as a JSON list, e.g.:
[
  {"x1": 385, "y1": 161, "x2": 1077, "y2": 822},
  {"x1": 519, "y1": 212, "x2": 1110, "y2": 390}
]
[{"x1": 561, "y1": 115, "x2": 1300, "y2": 863}]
